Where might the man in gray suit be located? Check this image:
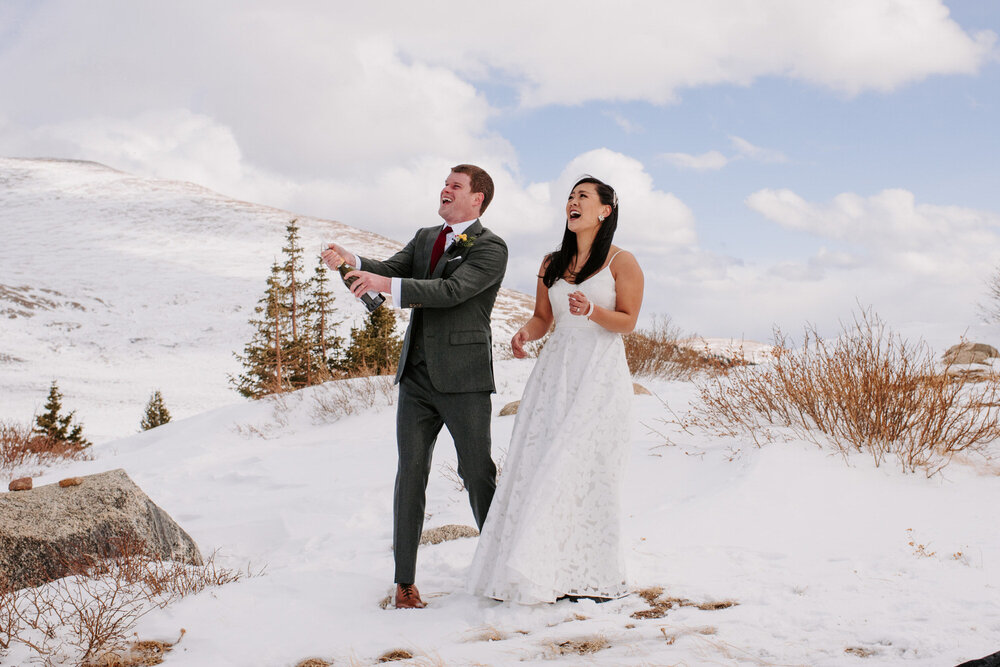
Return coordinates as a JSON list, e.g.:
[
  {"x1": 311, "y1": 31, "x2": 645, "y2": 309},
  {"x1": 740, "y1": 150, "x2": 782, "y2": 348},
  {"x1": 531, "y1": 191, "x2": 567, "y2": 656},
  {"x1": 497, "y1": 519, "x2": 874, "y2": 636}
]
[{"x1": 321, "y1": 164, "x2": 508, "y2": 609}]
